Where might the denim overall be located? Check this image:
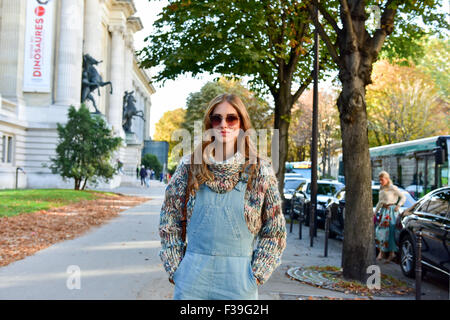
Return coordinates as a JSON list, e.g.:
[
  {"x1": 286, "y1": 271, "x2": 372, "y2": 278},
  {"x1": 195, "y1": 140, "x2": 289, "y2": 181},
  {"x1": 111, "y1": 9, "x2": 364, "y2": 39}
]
[{"x1": 173, "y1": 178, "x2": 258, "y2": 300}]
